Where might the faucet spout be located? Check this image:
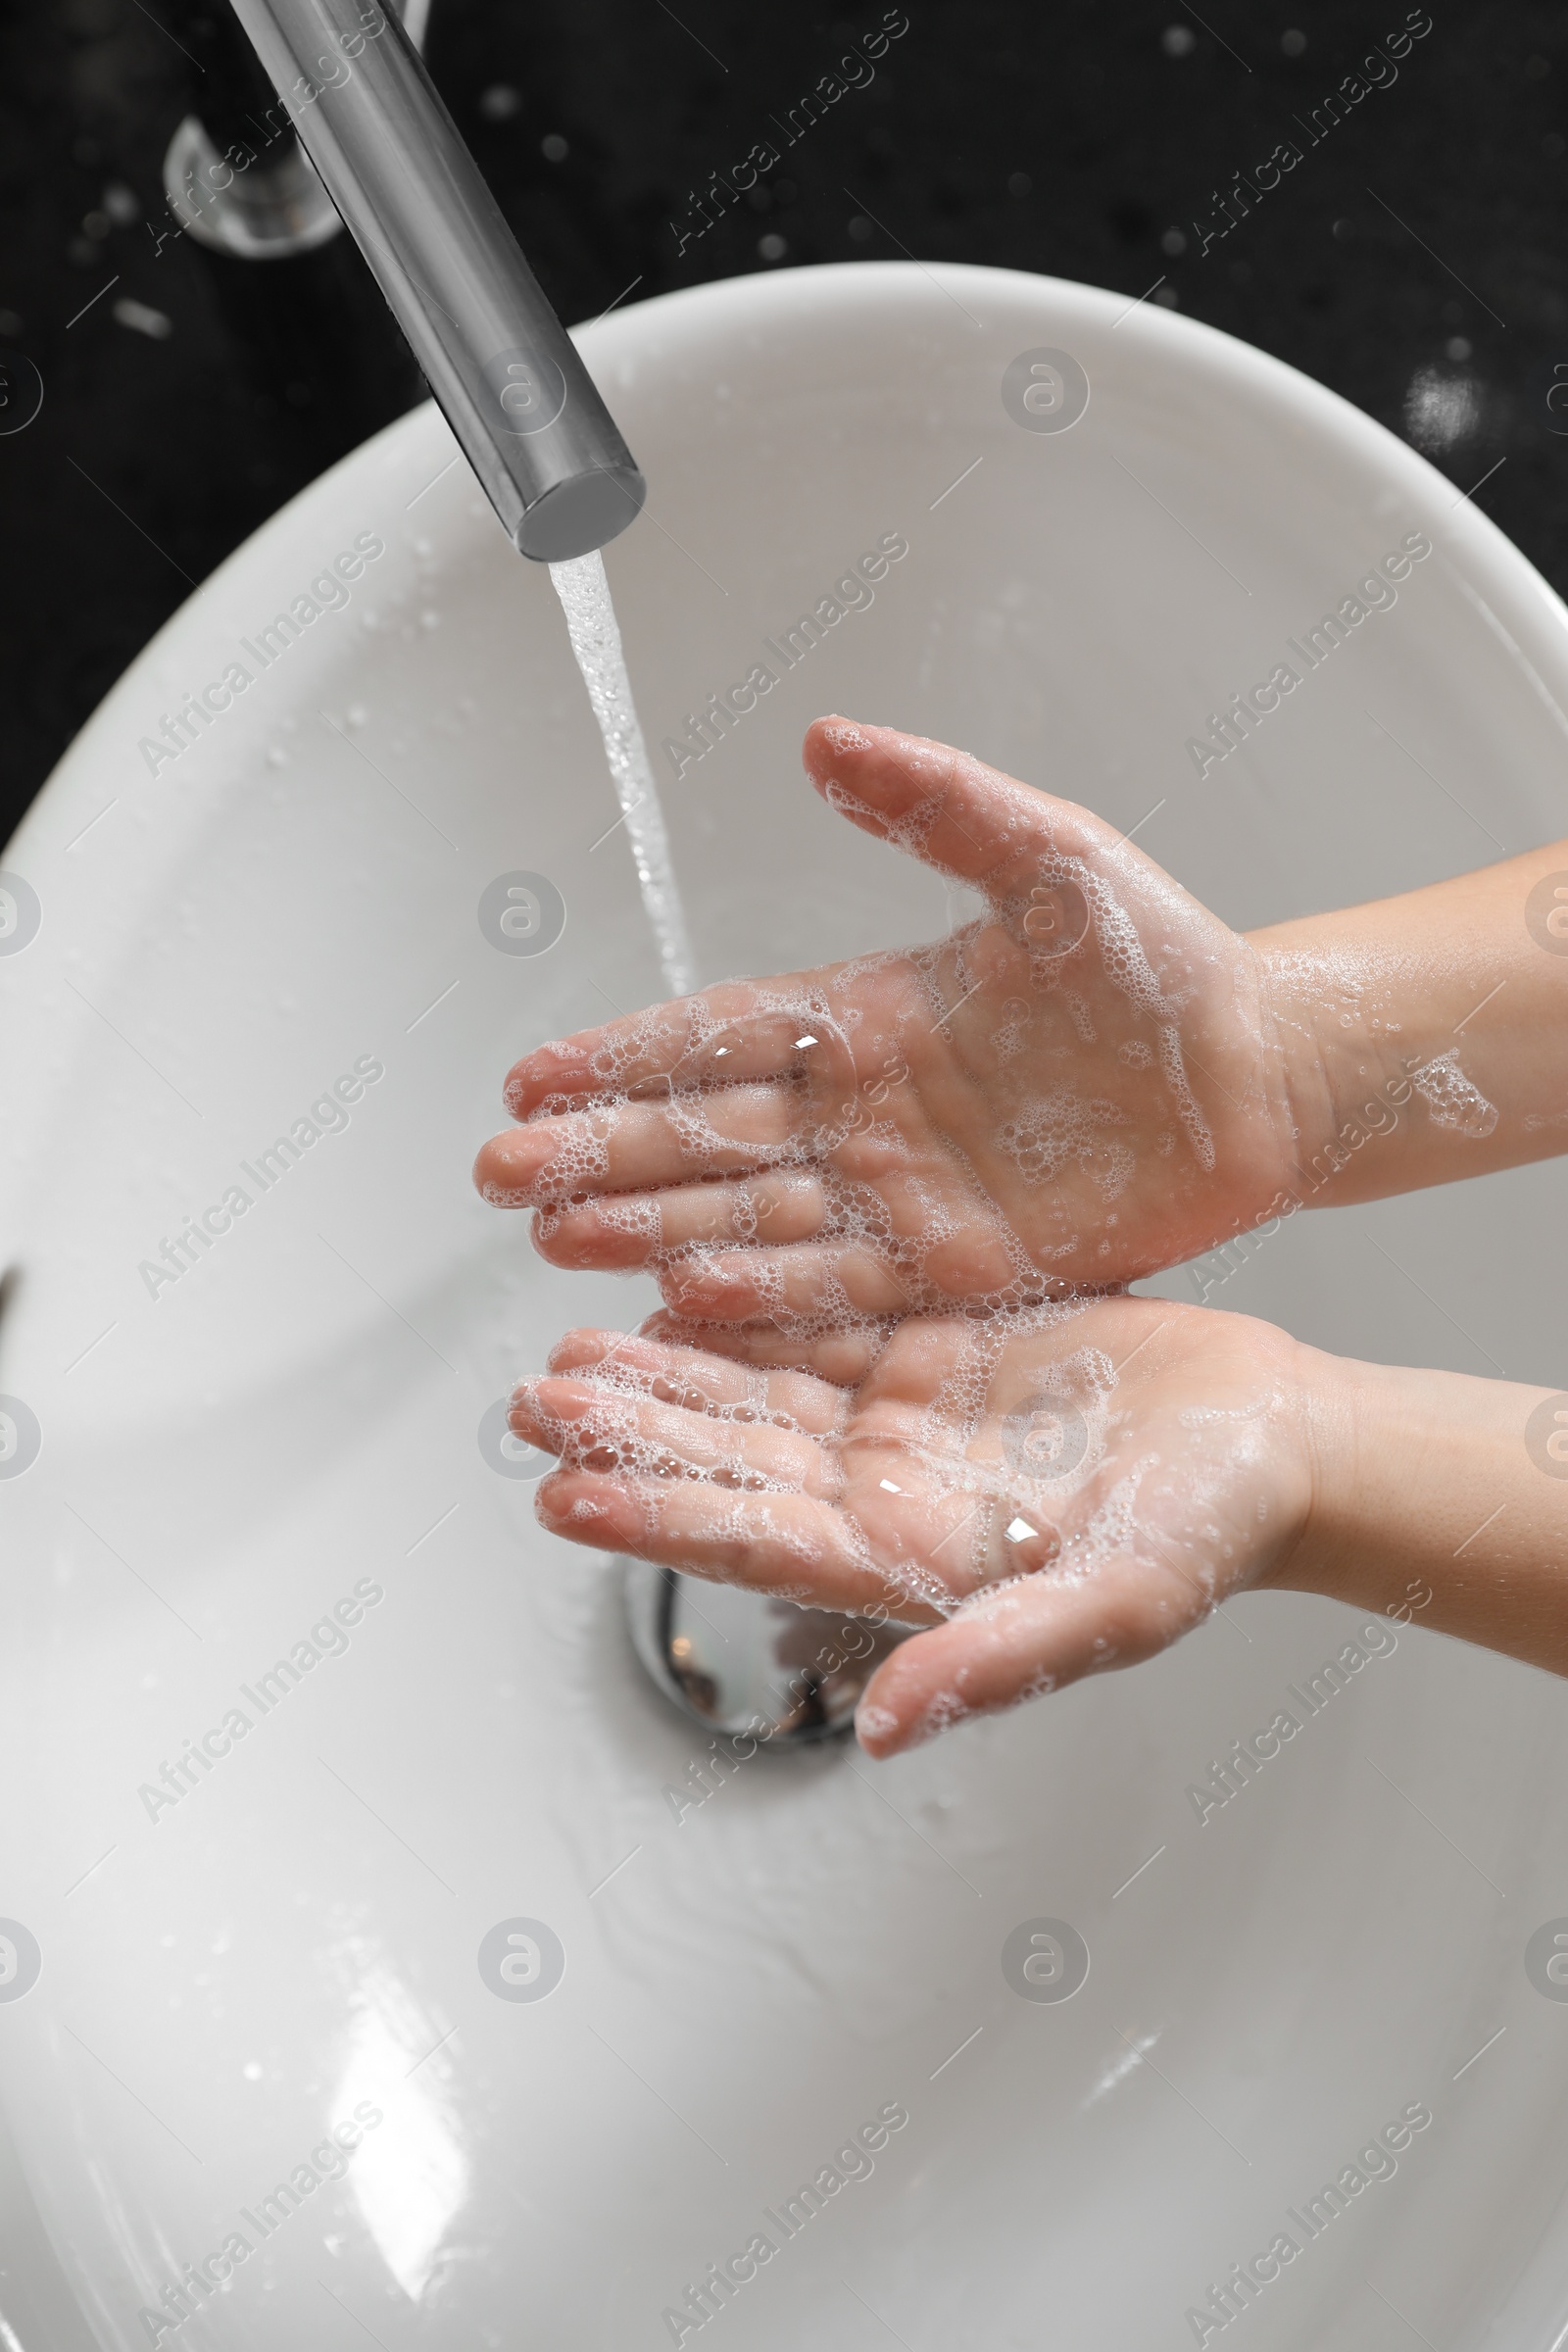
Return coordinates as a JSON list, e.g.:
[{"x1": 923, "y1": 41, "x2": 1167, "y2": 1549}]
[{"x1": 224, "y1": 0, "x2": 646, "y2": 560}]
